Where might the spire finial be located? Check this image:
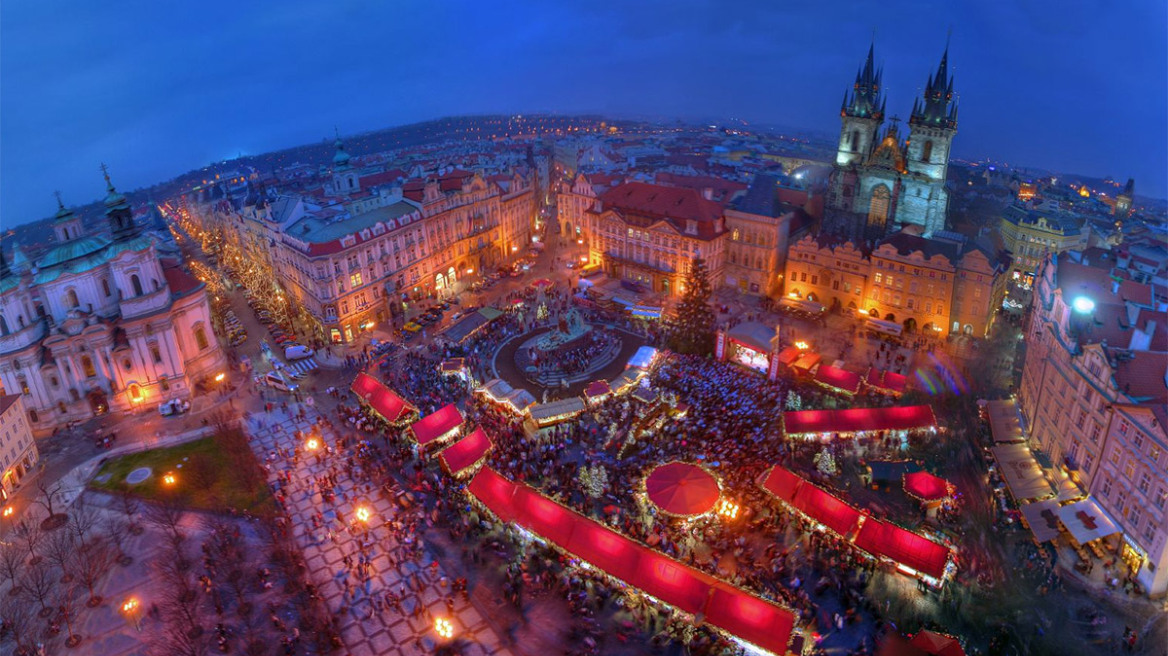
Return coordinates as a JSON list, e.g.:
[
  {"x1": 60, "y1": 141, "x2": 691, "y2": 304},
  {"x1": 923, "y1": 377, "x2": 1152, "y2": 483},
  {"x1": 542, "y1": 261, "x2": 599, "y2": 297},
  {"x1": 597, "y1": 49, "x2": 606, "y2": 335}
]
[
  {"x1": 54, "y1": 191, "x2": 65, "y2": 210},
  {"x1": 100, "y1": 162, "x2": 115, "y2": 191},
  {"x1": 334, "y1": 126, "x2": 341, "y2": 141}
]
